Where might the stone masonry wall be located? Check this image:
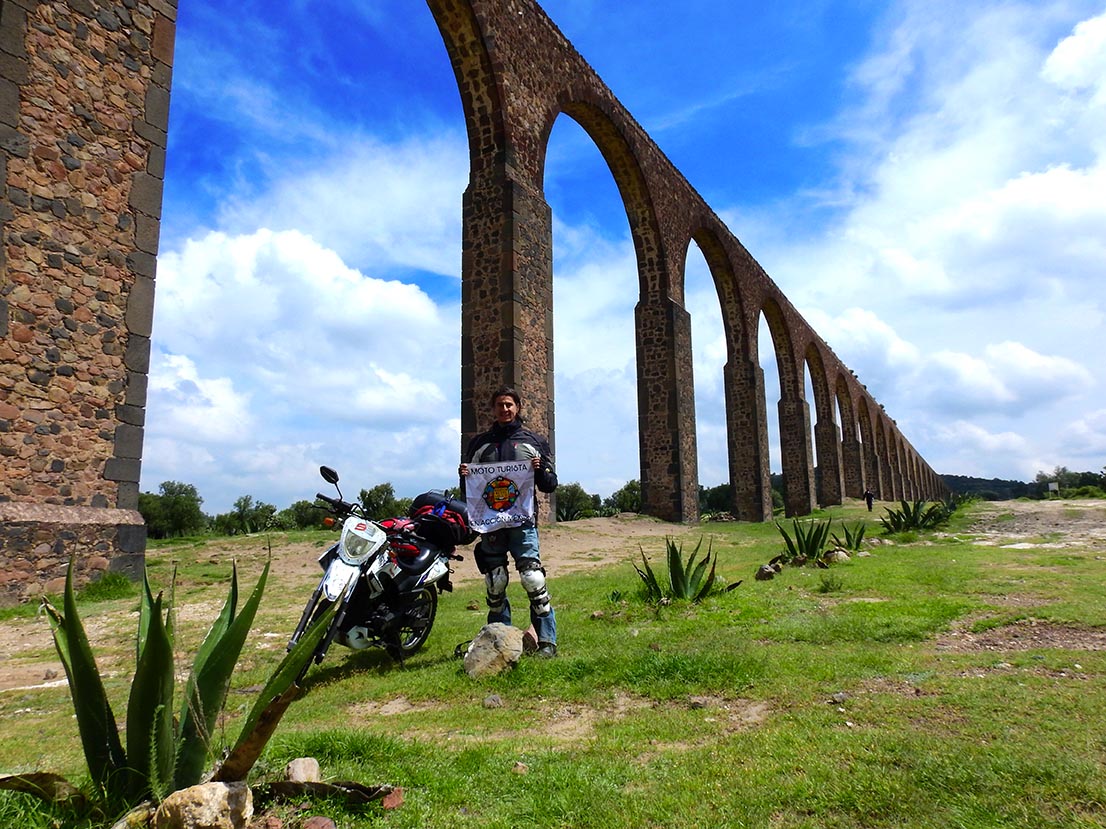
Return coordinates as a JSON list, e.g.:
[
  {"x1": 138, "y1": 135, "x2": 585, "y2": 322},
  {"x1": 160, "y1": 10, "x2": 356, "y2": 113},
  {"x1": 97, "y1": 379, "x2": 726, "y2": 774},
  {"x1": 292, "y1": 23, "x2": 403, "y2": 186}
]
[{"x1": 0, "y1": 0, "x2": 175, "y2": 604}]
